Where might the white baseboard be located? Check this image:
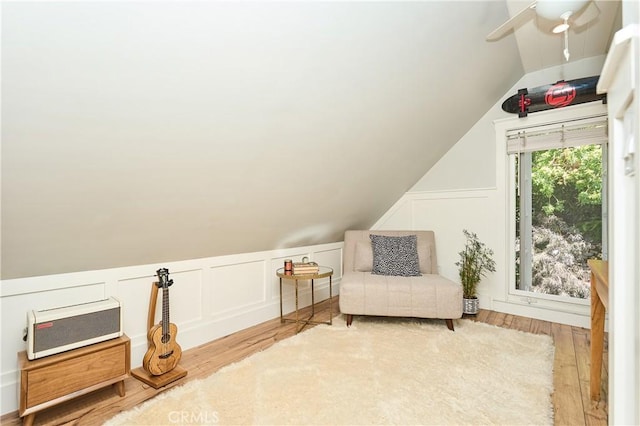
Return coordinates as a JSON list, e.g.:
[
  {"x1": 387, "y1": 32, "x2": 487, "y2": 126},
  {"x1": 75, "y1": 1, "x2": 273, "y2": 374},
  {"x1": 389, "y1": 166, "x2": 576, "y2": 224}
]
[{"x1": 491, "y1": 299, "x2": 594, "y2": 329}]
